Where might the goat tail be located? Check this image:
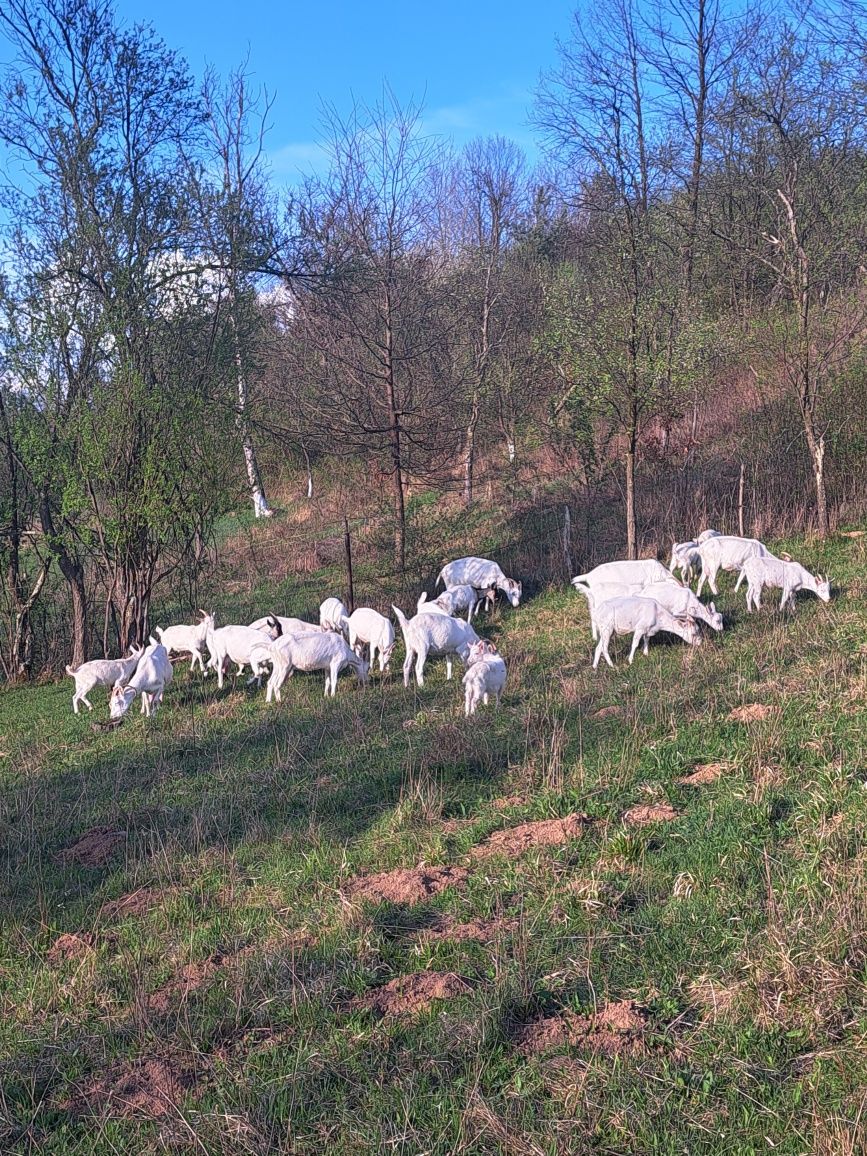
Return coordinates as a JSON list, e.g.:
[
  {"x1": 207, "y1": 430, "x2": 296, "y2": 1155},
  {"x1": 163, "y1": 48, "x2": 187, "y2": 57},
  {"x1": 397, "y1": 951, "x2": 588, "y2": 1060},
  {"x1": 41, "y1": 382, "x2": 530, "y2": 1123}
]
[
  {"x1": 391, "y1": 604, "x2": 410, "y2": 644},
  {"x1": 154, "y1": 626, "x2": 164, "y2": 639},
  {"x1": 269, "y1": 614, "x2": 283, "y2": 637},
  {"x1": 65, "y1": 664, "x2": 78, "y2": 676},
  {"x1": 417, "y1": 591, "x2": 428, "y2": 610},
  {"x1": 570, "y1": 574, "x2": 590, "y2": 589},
  {"x1": 435, "y1": 568, "x2": 446, "y2": 589}
]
